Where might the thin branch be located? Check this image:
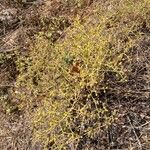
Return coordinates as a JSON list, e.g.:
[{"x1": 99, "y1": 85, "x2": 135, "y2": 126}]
[
  {"x1": 127, "y1": 115, "x2": 142, "y2": 150},
  {"x1": 0, "y1": 84, "x2": 14, "y2": 88},
  {"x1": 137, "y1": 121, "x2": 150, "y2": 128}
]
